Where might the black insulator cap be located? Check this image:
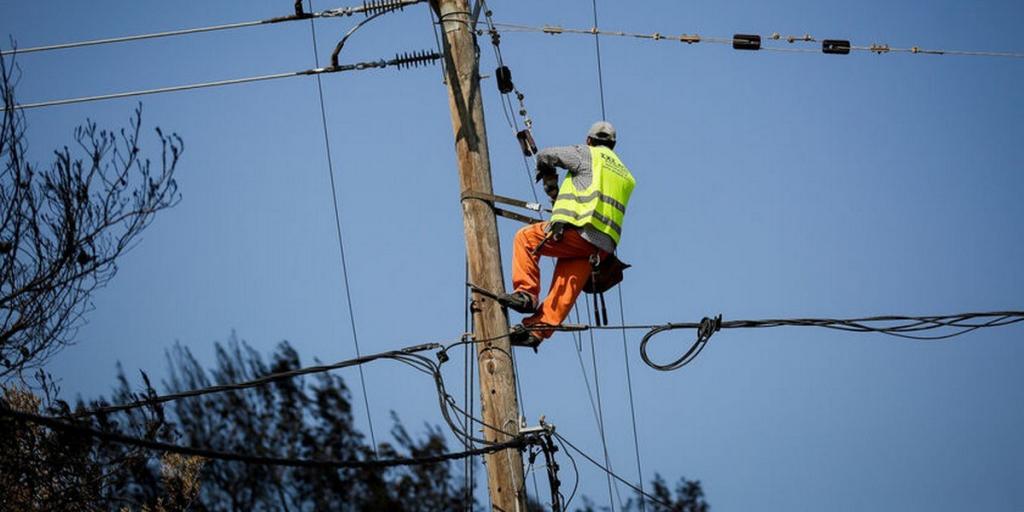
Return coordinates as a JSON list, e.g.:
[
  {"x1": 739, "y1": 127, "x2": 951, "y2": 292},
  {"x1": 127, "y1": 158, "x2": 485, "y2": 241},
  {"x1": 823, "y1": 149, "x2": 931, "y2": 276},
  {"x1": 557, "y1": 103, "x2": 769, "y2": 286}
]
[
  {"x1": 822, "y1": 39, "x2": 851, "y2": 55},
  {"x1": 733, "y1": 34, "x2": 761, "y2": 51},
  {"x1": 516, "y1": 129, "x2": 537, "y2": 156},
  {"x1": 496, "y1": 65, "x2": 514, "y2": 94}
]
